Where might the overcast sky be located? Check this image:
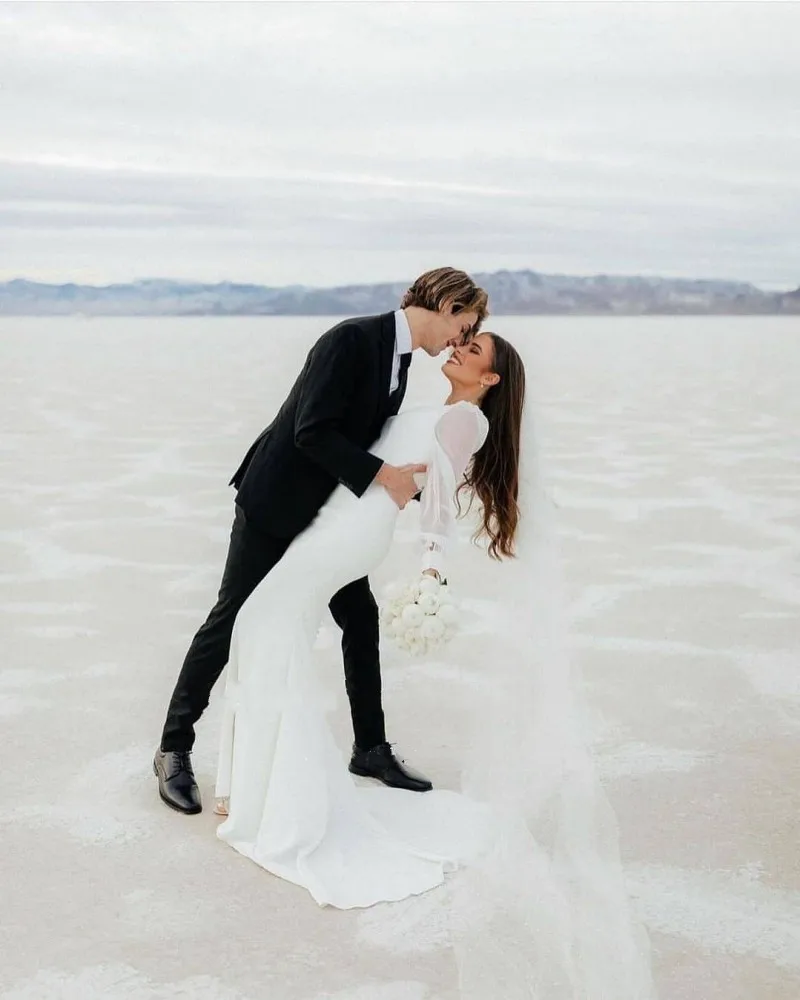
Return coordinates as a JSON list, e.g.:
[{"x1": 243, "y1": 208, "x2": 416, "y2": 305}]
[{"x1": 1, "y1": 2, "x2": 798, "y2": 288}]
